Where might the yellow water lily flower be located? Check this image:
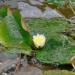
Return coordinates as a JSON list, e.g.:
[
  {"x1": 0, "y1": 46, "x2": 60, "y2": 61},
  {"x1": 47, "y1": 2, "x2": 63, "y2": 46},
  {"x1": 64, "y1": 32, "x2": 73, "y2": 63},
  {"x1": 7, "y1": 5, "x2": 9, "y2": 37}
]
[{"x1": 33, "y1": 34, "x2": 46, "y2": 48}]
